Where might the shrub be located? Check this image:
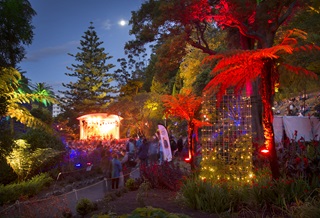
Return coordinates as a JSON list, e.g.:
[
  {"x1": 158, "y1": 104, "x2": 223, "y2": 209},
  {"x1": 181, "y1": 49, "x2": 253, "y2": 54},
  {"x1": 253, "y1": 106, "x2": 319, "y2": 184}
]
[
  {"x1": 76, "y1": 198, "x2": 94, "y2": 216},
  {"x1": 104, "y1": 192, "x2": 117, "y2": 202},
  {"x1": 130, "y1": 206, "x2": 190, "y2": 218},
  {"x1": 136, "y1": 181, "x2": 152, "y2": 207},
  {"x1": 139, "y1": 161, "x2": 185, "y2": 191},
  {"x1": 0, "y1": 173, "x2": 53, "y2": 205},
  {"x1": 125, "y1": 178, "x2": 137, "y2": 191},
  {"x1": 22, "y1": 128, "x2": 65, "y2": 151}
]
